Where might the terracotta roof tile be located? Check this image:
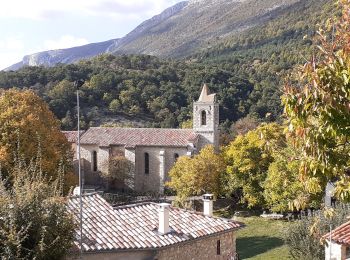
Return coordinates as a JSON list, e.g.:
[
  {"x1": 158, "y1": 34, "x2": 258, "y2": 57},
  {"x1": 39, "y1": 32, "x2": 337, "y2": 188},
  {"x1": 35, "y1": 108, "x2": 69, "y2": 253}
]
[
  {"x1": 323, "y1": 220, "x2": 350, "y2": 245},
  {"x1": 62, "y1": 131, "x2": 85, "y2": 143},
  {"x1": 68, "y1": 193, "x2": 242, "y2": 252},
  {"x1": 79, "y1": 127, "x2": 198, "y2": 148}
]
